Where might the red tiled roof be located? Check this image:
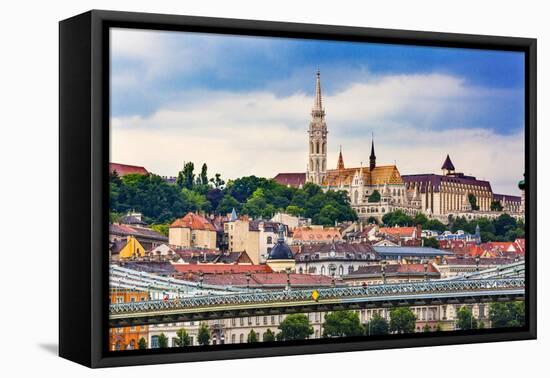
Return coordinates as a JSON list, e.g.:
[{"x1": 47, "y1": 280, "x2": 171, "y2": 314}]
[
  {"x1": 172, "y1": 264, "x2": 272, "y2": 275},
  {"x1": 195, "y1": 272, "x2": 334, "y2": 287},
  {"x1": 379, "y1": 227, "x2": 417, "y2": 238},
  {"x1": 273, "y1": 173, "x2": 306, "y2": 187},
  {"x1": 293, "y1": 227, "x2": 342, "y2": 241},
  {"x1": 109, "y1": 162, "x2": 148, "y2": 176},
  {"x1": 170, "y1": 212, "x2": 216, "y2": 231}
]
